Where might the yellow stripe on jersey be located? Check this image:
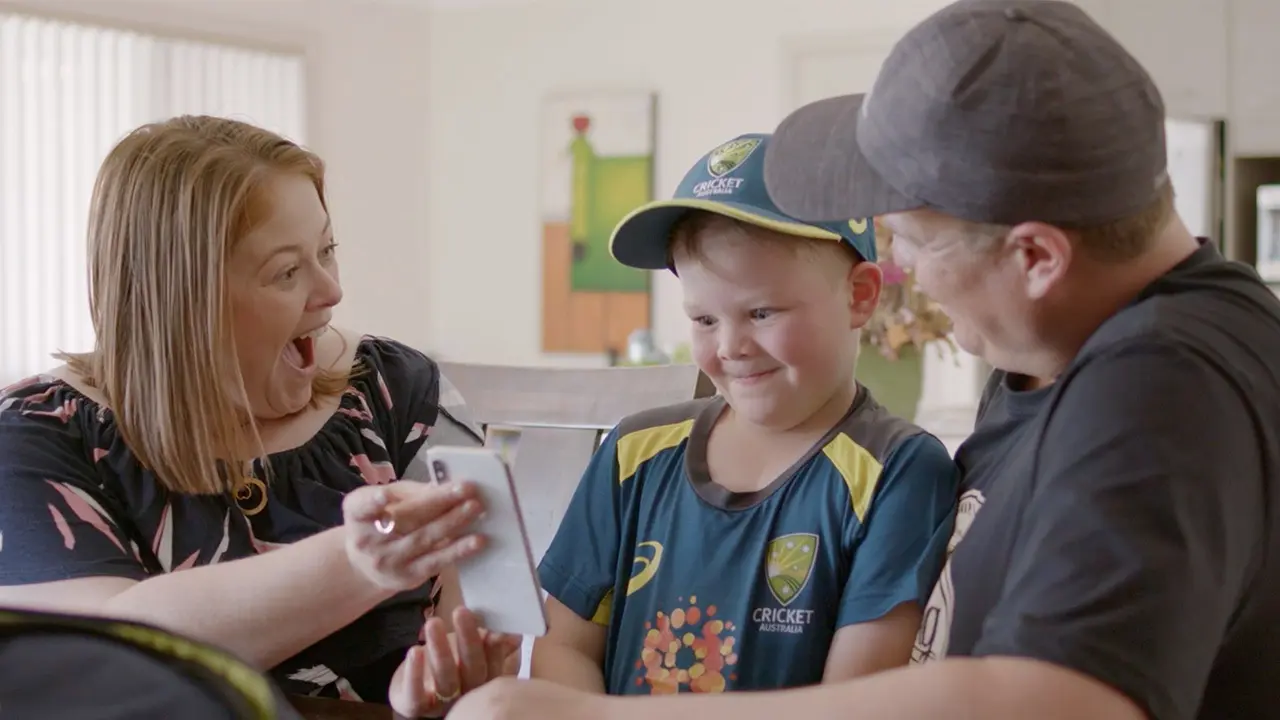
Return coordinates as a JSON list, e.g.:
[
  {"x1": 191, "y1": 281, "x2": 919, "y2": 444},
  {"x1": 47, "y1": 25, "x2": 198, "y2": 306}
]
[
  {"x1": 615, "y1": 419, "x2": 695, "y2": 484},
  {"x1": 592, "y1": 589, "x2": 614, "y2": 626},
  {"x1": 821, "y1": 434, "x2": 883, "y2": 523}
]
